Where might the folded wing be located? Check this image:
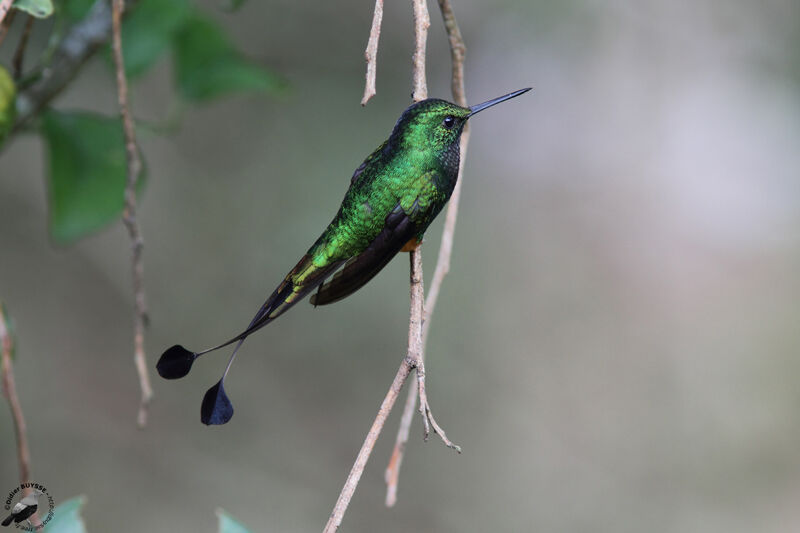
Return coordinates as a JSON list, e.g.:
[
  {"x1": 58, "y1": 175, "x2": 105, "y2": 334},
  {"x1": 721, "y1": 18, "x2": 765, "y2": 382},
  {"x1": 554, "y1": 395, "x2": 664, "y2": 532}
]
[{"x1": 311, "y1": 203, "x2": 421, "y2": 306}]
